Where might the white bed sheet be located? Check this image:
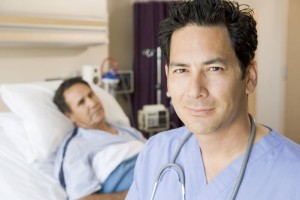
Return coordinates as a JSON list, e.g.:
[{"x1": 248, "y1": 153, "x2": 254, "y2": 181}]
[{"x1": 0, "y1": 127, "x2": 66, "y2": 200}]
